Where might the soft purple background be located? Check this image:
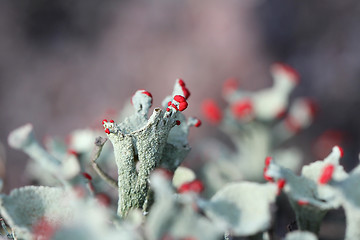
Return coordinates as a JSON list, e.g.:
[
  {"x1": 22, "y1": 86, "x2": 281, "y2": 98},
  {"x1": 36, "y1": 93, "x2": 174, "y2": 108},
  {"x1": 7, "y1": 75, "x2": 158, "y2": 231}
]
[{"x1": 1, "y1": 1, "x2": 359, "y2": 238}]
